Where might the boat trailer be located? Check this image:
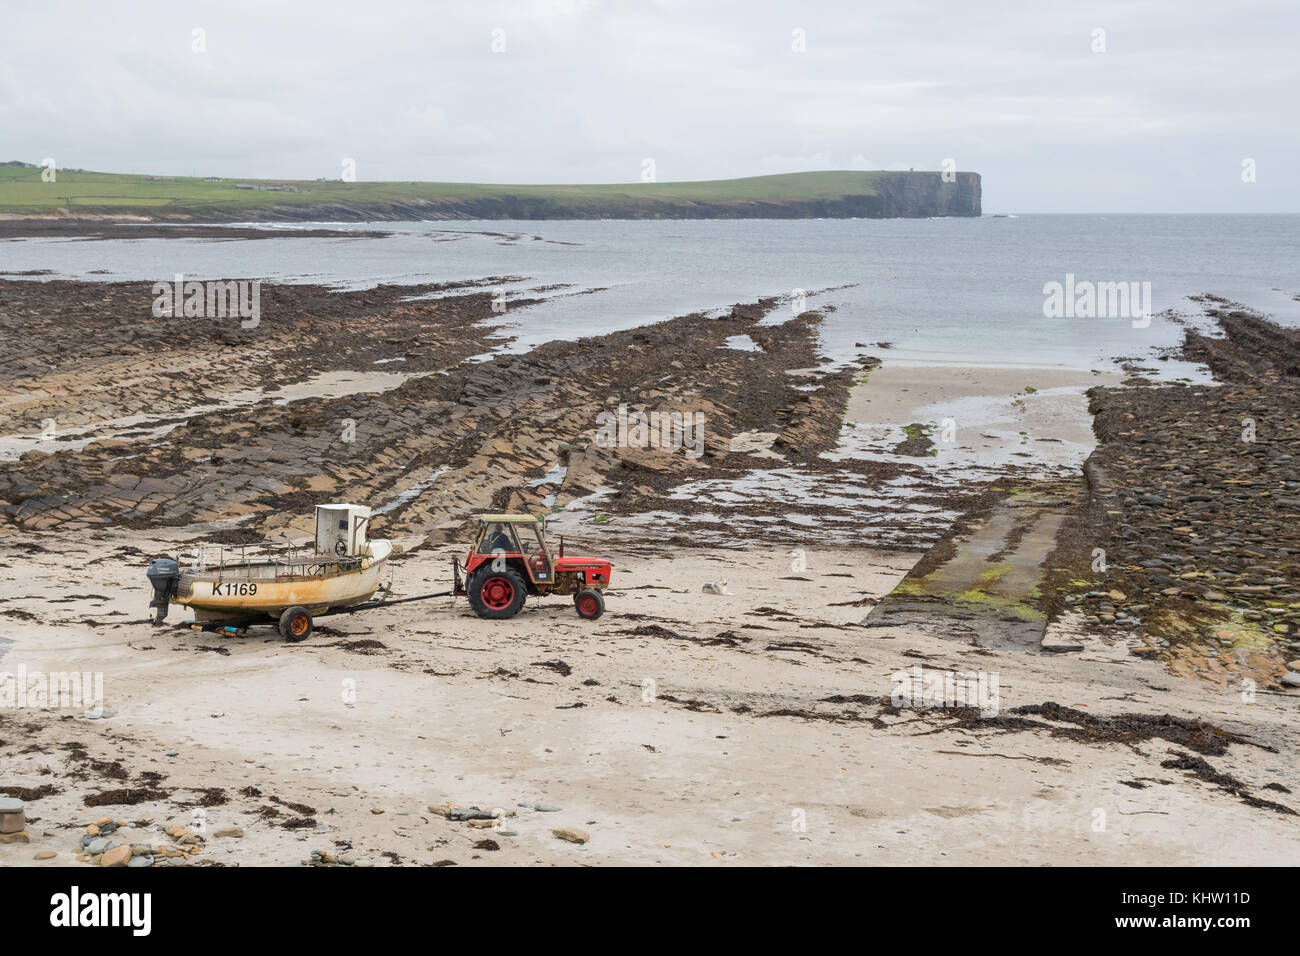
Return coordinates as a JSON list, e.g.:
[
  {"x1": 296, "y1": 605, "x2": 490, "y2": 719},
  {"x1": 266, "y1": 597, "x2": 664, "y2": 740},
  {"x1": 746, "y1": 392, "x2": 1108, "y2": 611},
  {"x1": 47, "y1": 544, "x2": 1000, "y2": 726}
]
[{"x1": 185, "y1": 587, "x2": 455, "y2": 636}]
